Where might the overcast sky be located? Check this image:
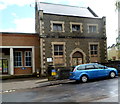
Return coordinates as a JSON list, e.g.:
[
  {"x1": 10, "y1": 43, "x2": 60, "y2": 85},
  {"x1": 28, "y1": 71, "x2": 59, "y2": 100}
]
[{"x1": 0, "y1": 0, "x2": 118, "y2": 47}]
